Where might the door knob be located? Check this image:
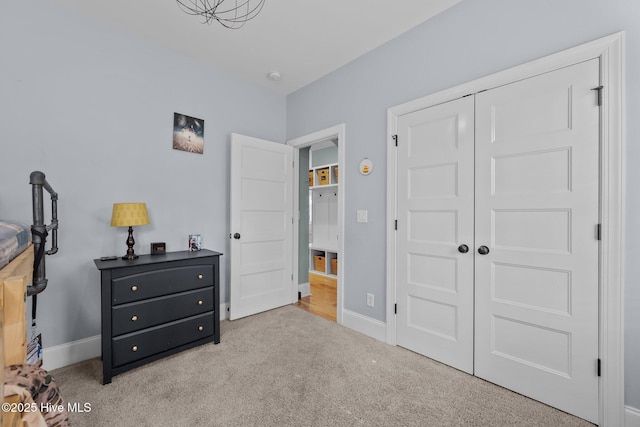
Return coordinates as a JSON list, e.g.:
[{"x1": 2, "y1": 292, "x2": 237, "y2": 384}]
[
  {"x1": 457, "y1": 244, "x2": 469, "y2": 253},
  {"x1": 233, "y1": 233, "x2": 241, "y2": 240},
  {"x1": 477, "y1": 245, "x2": 490, "y2": 255}
]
